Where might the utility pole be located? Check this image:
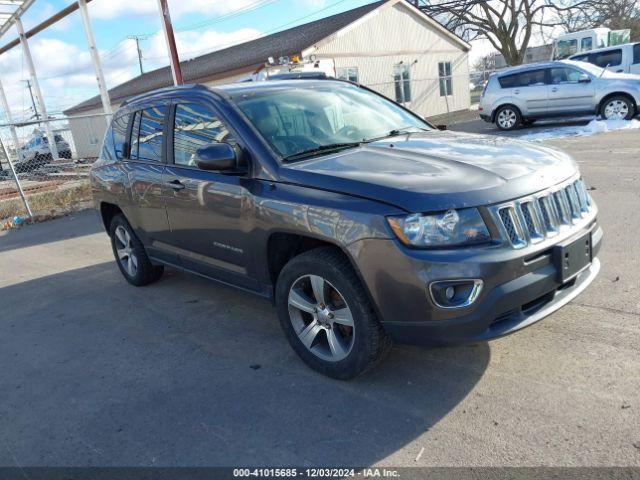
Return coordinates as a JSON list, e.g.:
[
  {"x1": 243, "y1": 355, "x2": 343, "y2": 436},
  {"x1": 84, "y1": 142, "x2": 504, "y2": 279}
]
[
  {"x1": 127, "y1": 35, "x2": 145, "y2": 75},
  {"x1": 78, "y1": 0, "x2": 112, "y2": 125},
  {"x1": 157, "y1": 0, "x2": 183, "y2": 85},
  {"x1": 24, "y1": 79, "x2": 39, "y2": 122}
]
